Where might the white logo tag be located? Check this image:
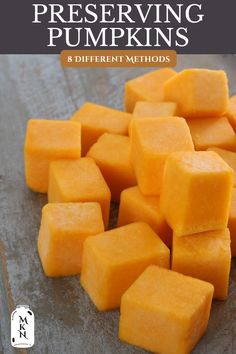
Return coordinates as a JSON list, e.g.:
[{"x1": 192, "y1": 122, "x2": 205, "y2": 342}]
[{"x1": 11, "y1": 305, "x2": 34, "y2": 348}]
